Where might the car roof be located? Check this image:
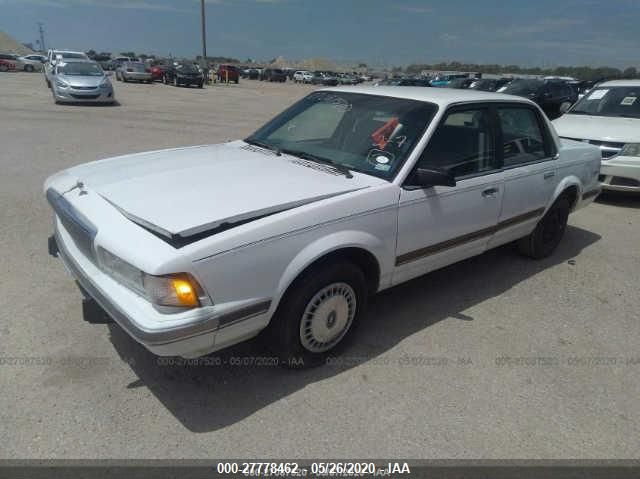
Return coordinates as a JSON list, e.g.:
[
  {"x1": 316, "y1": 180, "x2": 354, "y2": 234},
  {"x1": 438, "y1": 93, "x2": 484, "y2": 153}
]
[
  {"x1": 597, "y1": 79, "x2": 640, "y2": 88},
  {"x1": 320, "y1": 85, "x2": 535, "y2": 107},
  {"x1": 54, "y1": 50, "x2": 86, "y2": 55},
  {"x1": 57, "y1": 59, "x2": 99, "y2": 65}
]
